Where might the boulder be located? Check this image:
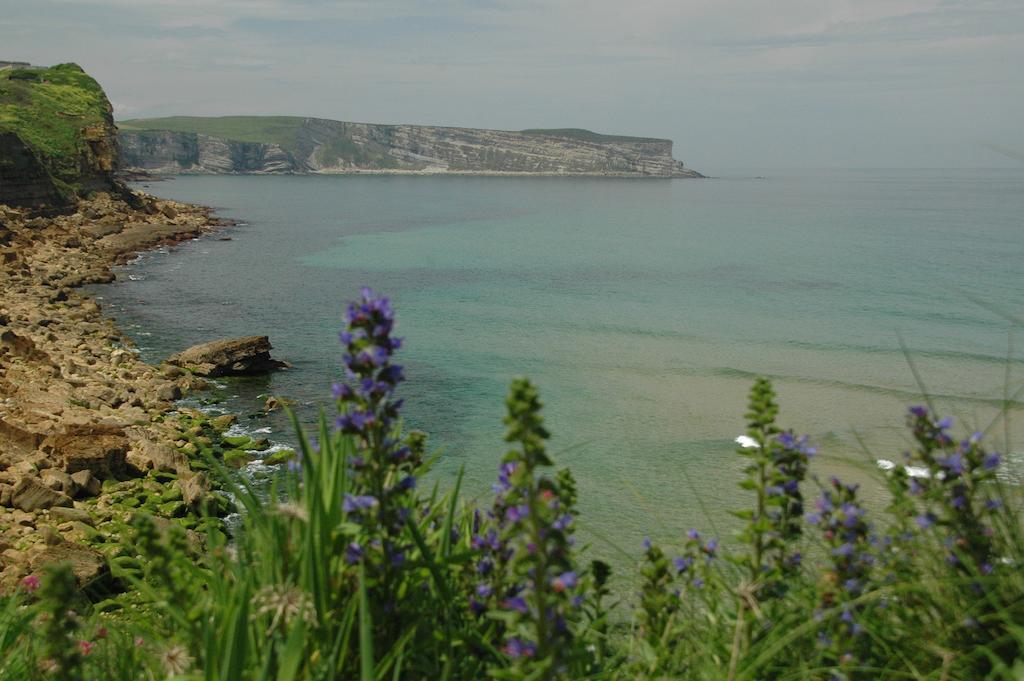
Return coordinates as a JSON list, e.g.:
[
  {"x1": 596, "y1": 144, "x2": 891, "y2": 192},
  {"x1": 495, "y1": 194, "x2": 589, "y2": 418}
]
[
  {"x1": 39, "y1": 468, "x2": 78, "y2": 495},
  {"x1": 70, "y1": 470, "x2": 101, "y2": 497},
  {"x1": 11, "y1": 476, "x2": 73, "y2": 511},
  {"x1": 177, "y1": 473, "x2": 210, "y2": 509},
  {"x1": 29, "y1": 543, "x2": 107, "y2": 586},
  {"x1": 48, "y1": 507, "x2": 93, "y2": 525},
  {"x1": 125, "y1": 440, "x2": 188, "y2": 476},
  {"x1": 44, "y1": 424, "x2": 127, "y2": 477},
  {"x1": 165, "y1": 336, "x2": 289, "y2": 377}
]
